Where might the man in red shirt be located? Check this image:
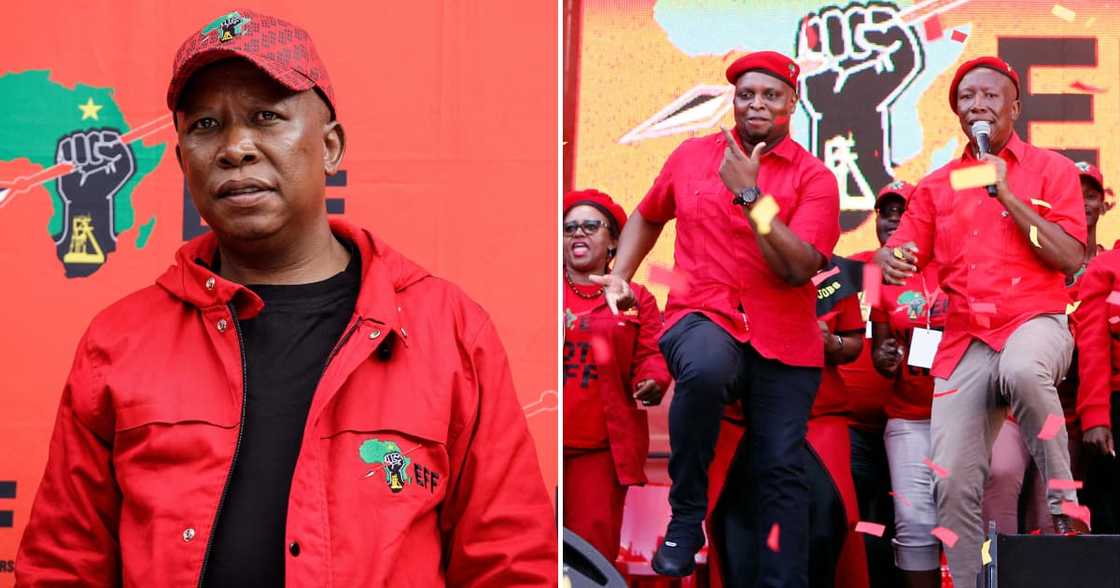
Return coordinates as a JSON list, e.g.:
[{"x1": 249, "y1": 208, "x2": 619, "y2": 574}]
[
  {"x1": 876, "y1": 56, "x2": 1087, "y2": 587},
  {"x1": 595, "y1": 51, "x2": 840, "y2": 584}
]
